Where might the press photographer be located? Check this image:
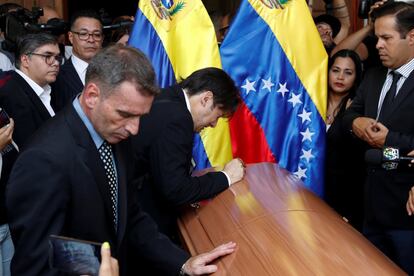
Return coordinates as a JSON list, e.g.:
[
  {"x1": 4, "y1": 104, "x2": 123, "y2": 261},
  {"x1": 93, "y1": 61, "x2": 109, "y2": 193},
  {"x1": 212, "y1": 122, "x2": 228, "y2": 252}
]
[{"x1": 0, "y1": 5, "x2": 68, "y2": 62}]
